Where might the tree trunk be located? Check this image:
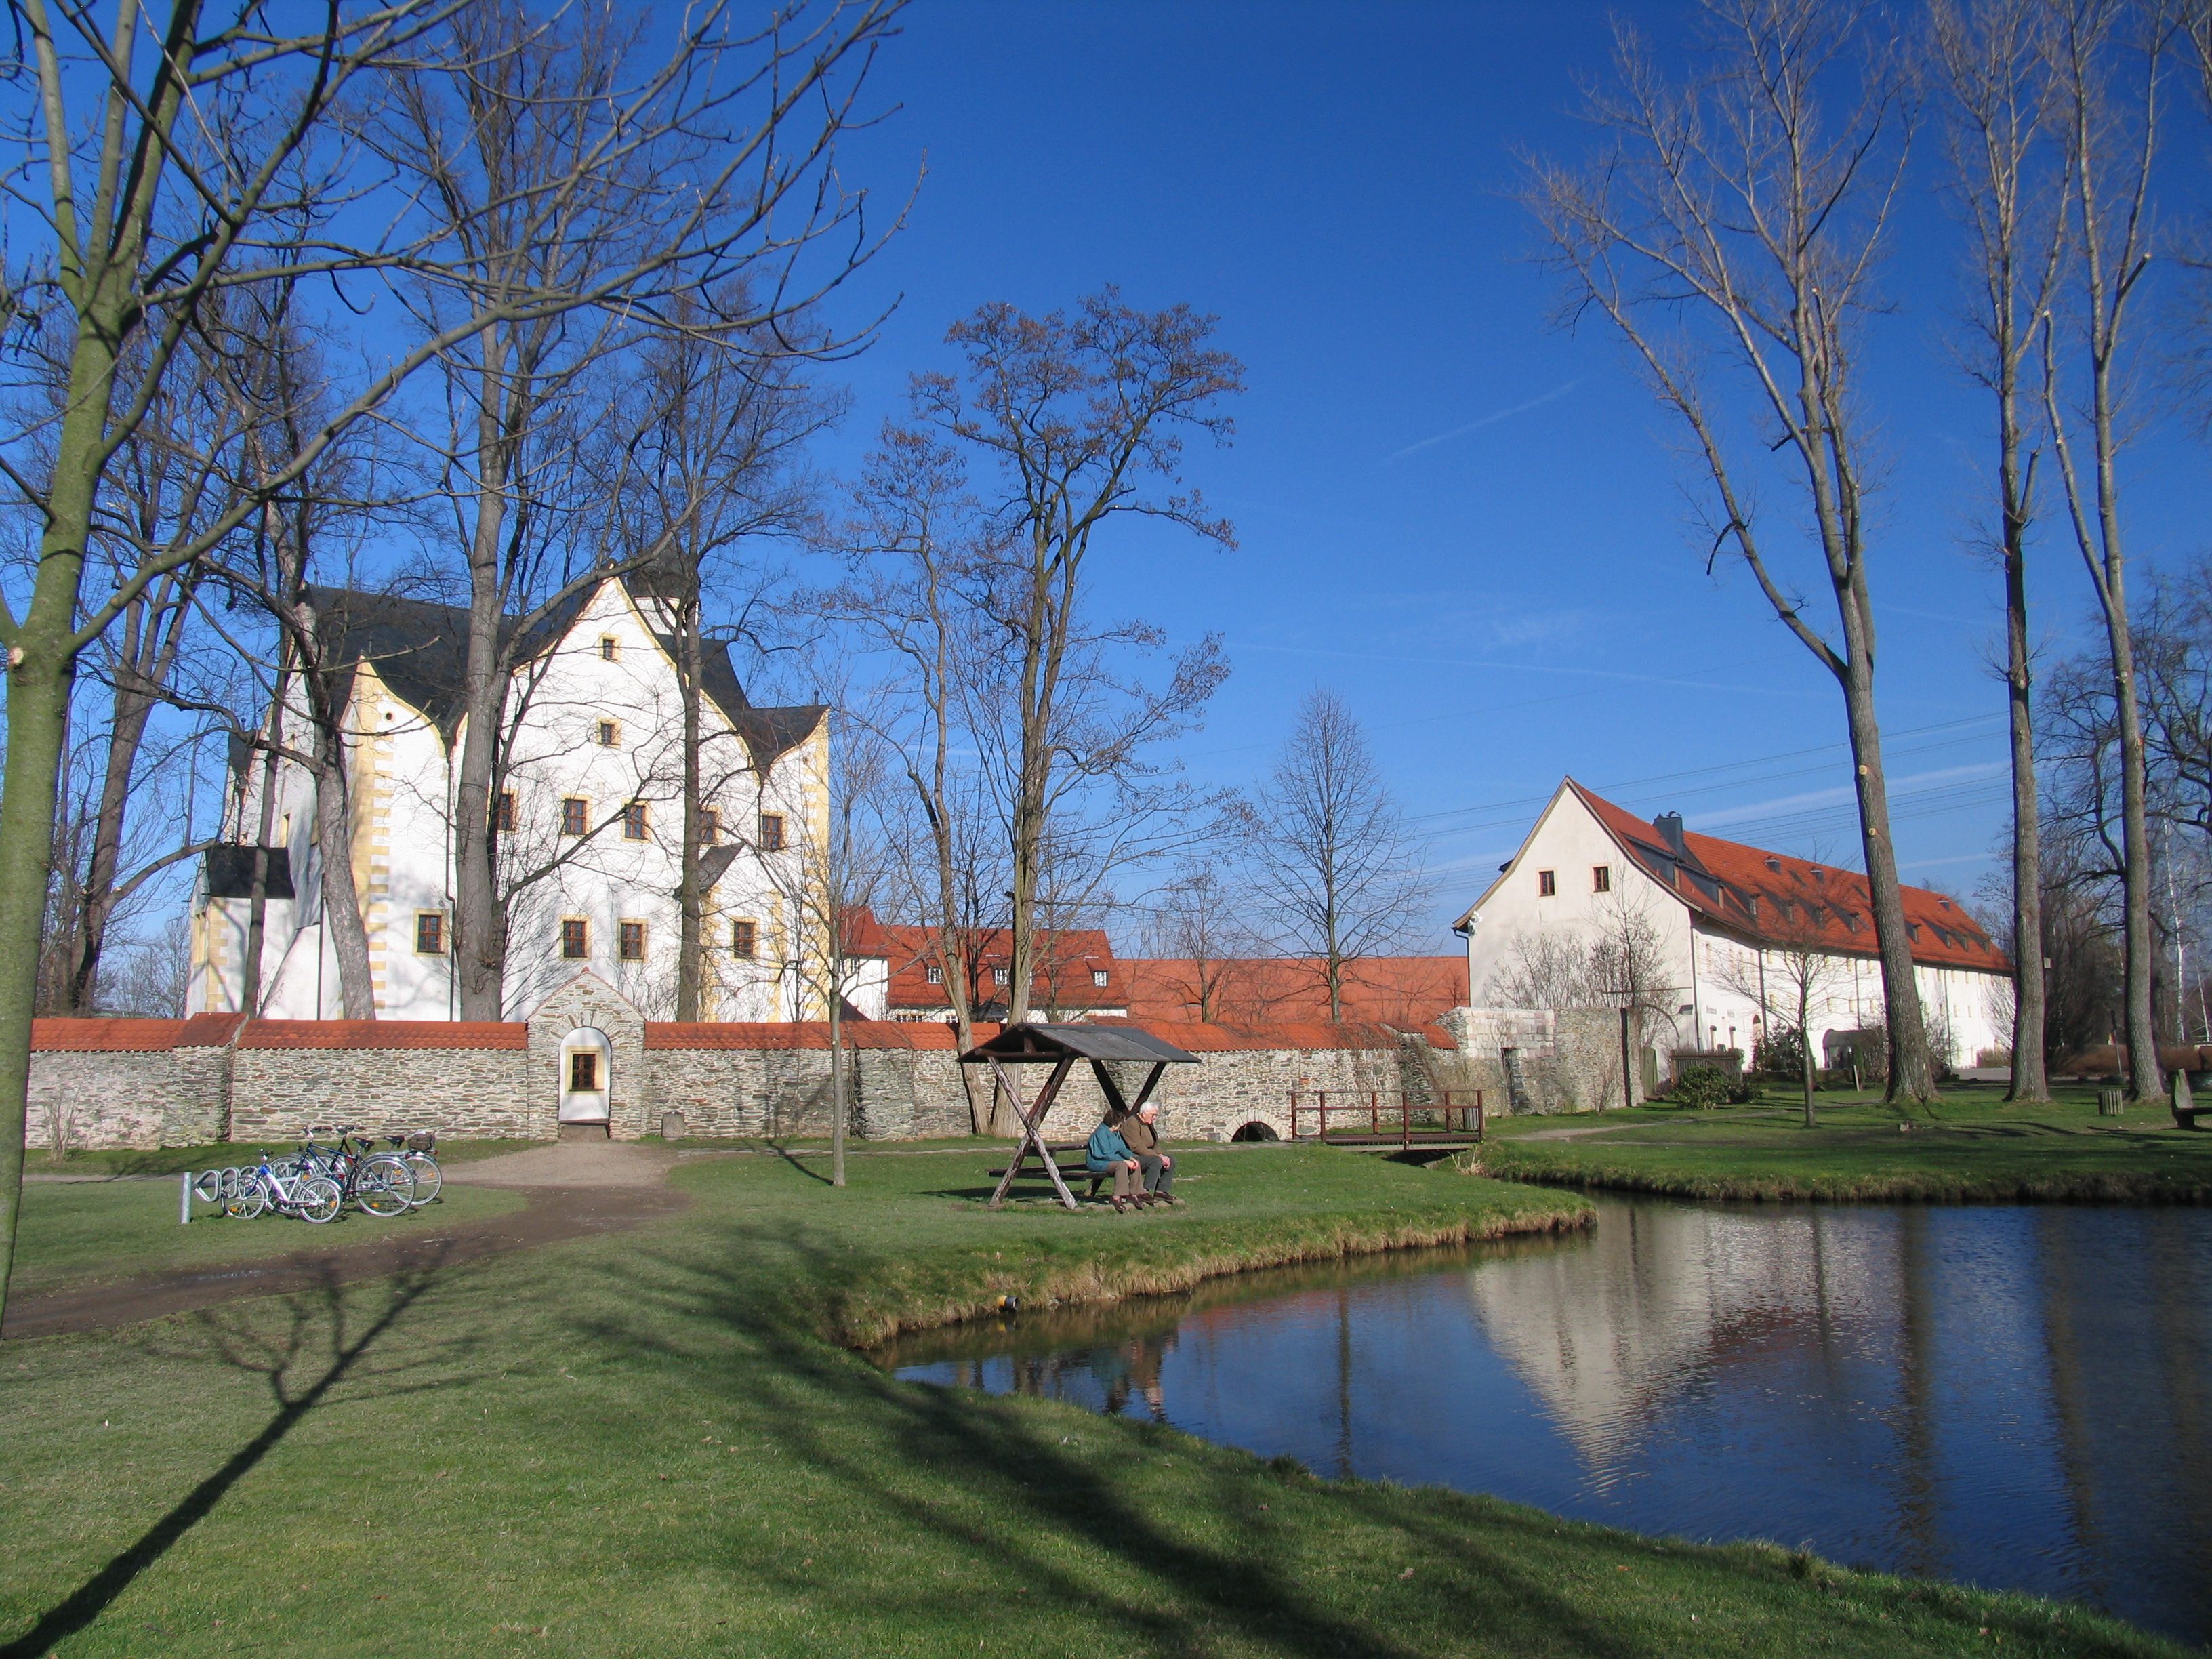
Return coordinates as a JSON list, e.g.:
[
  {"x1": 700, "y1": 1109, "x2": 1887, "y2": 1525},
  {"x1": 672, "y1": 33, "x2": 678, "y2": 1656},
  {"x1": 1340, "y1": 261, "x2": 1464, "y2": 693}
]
[
  {"x1": 311, "y1": 731, "x2": 377, "y2": 1020},
  {"x1": 829, "y1": 983, "x2": 847, "y2": 1187},
  {"x1": 65, "y1": 676, "x2": 160, "y2": 1014},
  {"x1": 1799, "y1": 978, "x2": 1818, "y2": 1130},
  {"x1": 0, "y1": 644, "x2": 77, "y2": 1319},
  {"x1": 240, "y1": 678, "x2": 287, "y2": 1016},
  {"x1": 2105, "y1": 607, "x2": 2165, "y2": 1102},
  {"x1": 1837, "y1": 622, "x2": 1936, "y2": 1101},
  {"x1": 2005, "y1": 535, "x2": 2049, "y2": 1100},
  {"x1": 675, "y1": 594, "x2": 706, "y2": 1020},
  {"x1": 452, "y1": 505, "x2": 509, "y2": 1021}
]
